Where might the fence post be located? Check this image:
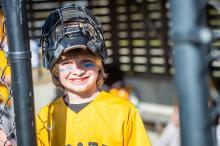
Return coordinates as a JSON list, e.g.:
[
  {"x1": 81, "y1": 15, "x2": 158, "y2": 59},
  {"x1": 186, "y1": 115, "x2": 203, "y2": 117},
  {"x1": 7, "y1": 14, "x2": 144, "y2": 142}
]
[
  {"x1": 2, "y1": 0, "x2": 36, "y2": 146},
  {"x1": 170, "y1": 0, "x2": 213, "y2": 146}
]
